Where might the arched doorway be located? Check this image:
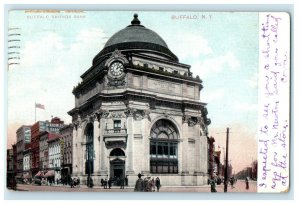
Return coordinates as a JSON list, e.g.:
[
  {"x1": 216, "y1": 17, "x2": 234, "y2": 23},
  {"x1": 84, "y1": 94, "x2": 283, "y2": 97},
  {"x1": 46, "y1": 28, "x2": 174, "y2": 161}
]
[
  {"x1": 109, "y1": 148, "x2": 125, "y2": 184},
  {"x1": 150, "y1": 119, "x2": 179, "y2": 174}
]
